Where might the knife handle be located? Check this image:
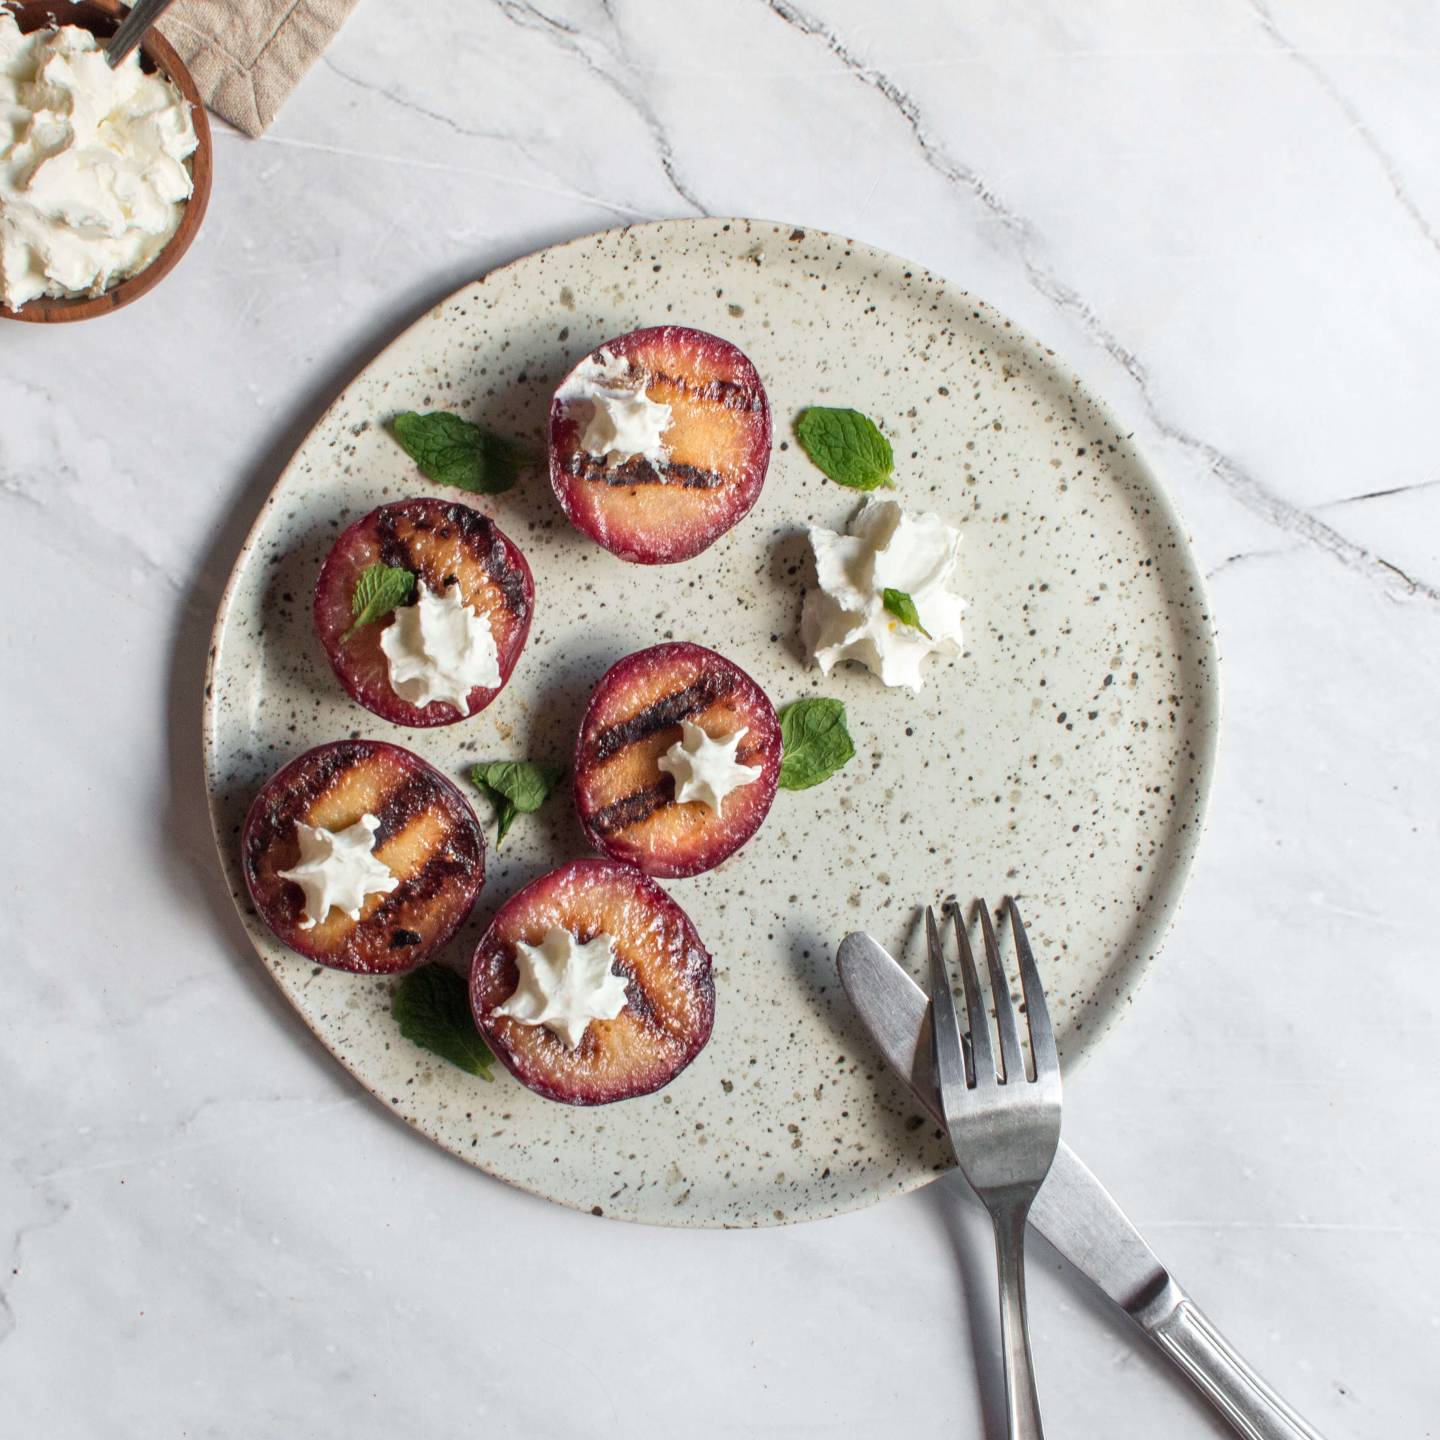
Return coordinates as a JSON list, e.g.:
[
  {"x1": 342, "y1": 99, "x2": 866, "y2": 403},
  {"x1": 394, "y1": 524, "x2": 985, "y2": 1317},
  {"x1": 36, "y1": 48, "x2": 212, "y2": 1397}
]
[{"x1": 1136, "y1": 1279, "x2": 1324, "y2": 1440}]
